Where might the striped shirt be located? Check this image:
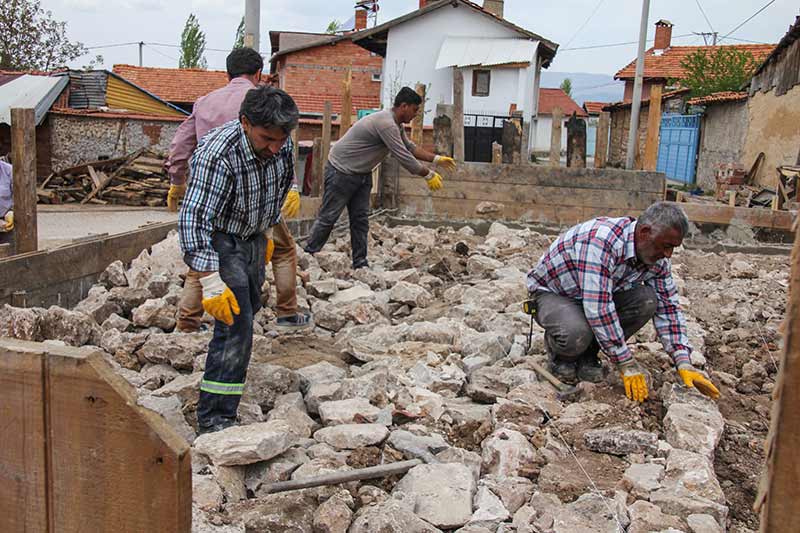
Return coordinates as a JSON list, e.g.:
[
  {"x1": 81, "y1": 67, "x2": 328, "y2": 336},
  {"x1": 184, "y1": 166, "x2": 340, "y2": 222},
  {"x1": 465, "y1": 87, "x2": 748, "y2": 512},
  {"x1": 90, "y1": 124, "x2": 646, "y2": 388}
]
[
  {"x1": 179, "y1": 120, "x2": 294, "y2": 272},
  {"x1": 527, "y1": 216, "x2": 691, "y2": 368}
]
